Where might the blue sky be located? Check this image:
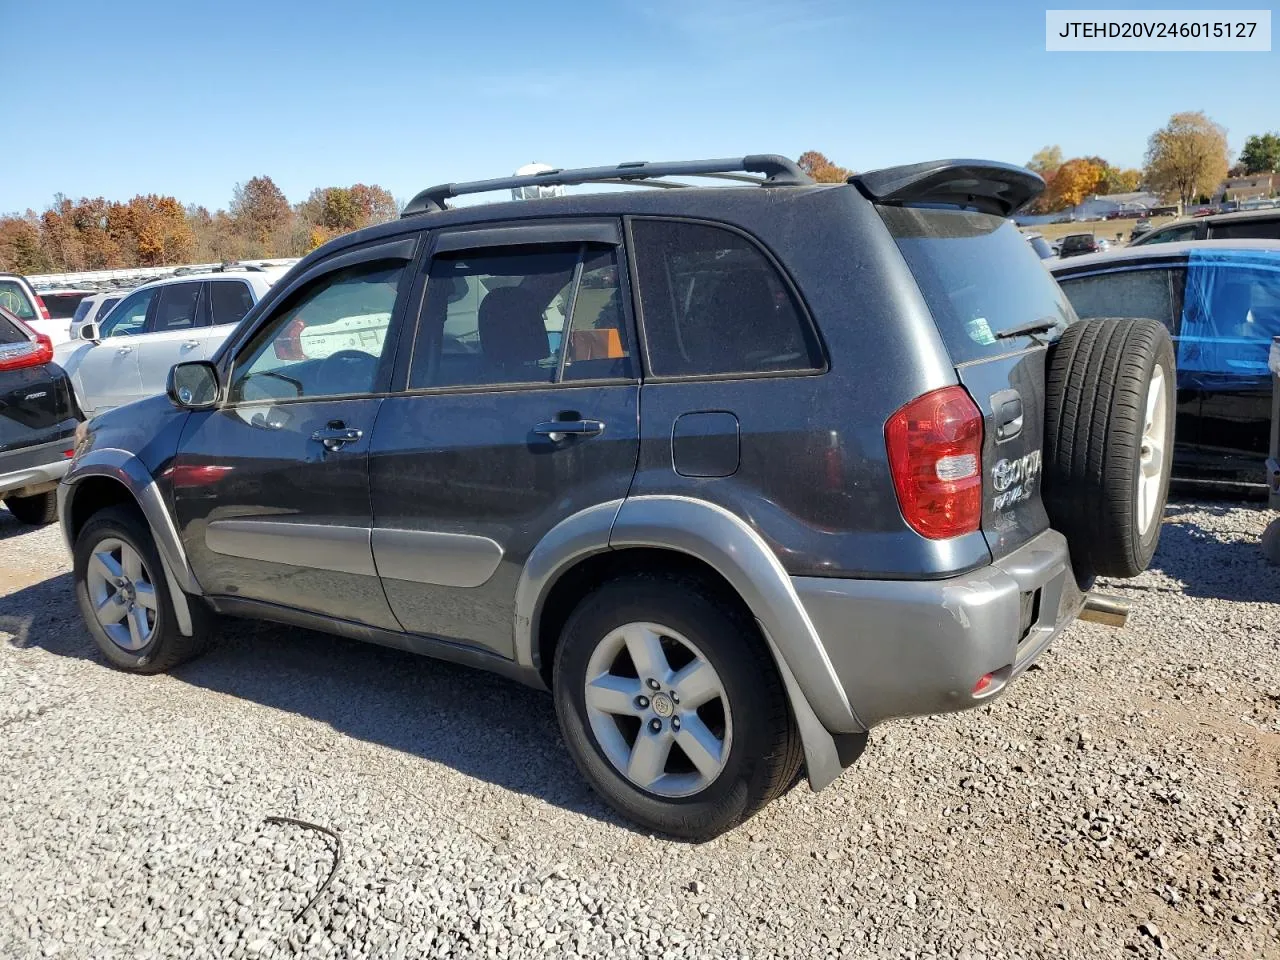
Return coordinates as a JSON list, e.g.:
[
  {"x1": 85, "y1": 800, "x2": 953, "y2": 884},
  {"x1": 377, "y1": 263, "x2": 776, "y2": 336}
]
[{"x1": 2, "y1": 0, "x2": 1275, "y2": 213}]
